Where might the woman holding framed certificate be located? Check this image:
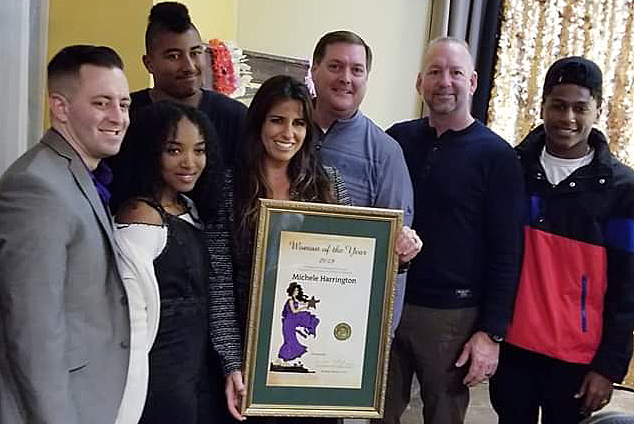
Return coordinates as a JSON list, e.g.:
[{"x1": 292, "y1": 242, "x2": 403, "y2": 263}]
[{"x1": 206, "y1": 75, "x2": 349, "y2": 423}]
